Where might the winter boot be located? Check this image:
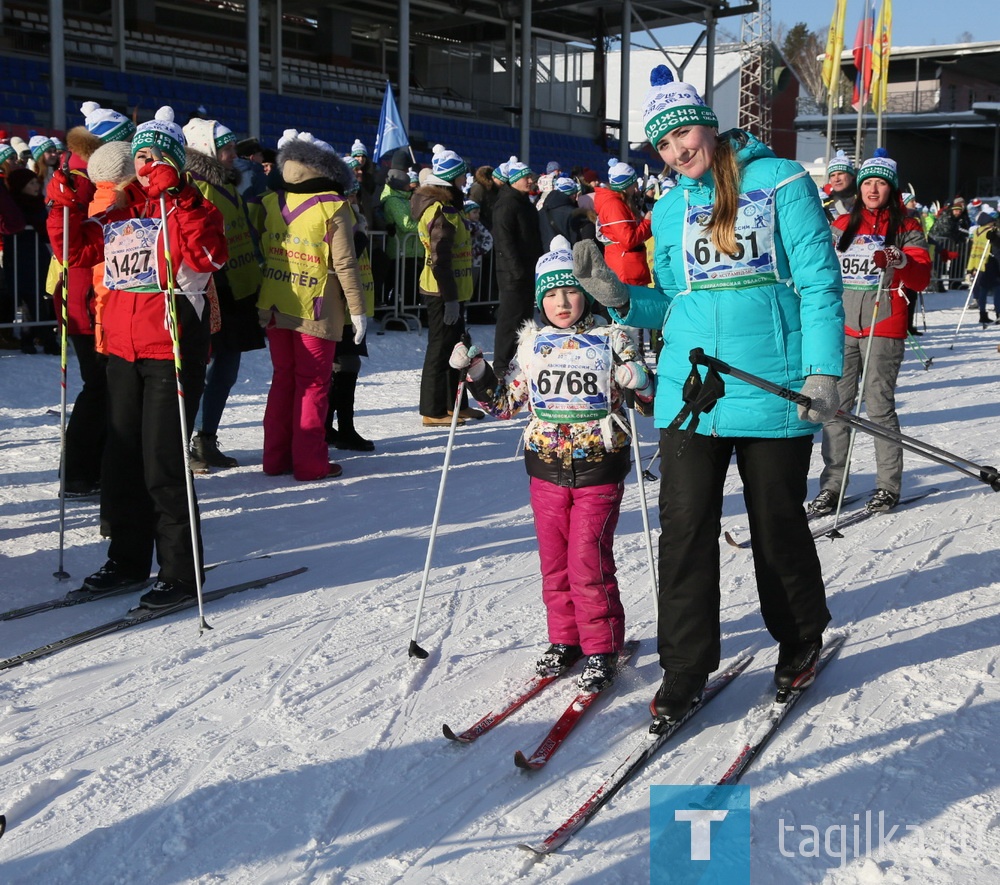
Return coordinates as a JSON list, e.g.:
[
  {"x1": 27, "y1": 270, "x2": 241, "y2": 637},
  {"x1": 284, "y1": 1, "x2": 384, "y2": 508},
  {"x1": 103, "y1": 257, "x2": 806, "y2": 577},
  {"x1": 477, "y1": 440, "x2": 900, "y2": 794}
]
[
  {"x1": 774, "y1": 637, "x2": 823, "y2": 691},
  {"x1": 78, "y1": 560, "x2": 150, "y2": 596},
  {"x1": 865, "y1": 488, "x2": 899, "y2": 513},
  {"x1": 190, "y1": 433, "x2": 238, "y2": 472},
  {"x1": 139, "y1": 579, "x2": 196, "y2": 609},
  {"x1": 578, "y1": 653, "x2": 618, "y2": 693},
  {"x1": 650, "y1": 670, "x2": 708, "y2": 720},
  {"x1": 328, "y1": 371, "x2": 375, "y2": 451},
  {"x1": 980, "y1": 310, "x2": 991, "y2": 325},
  {"x1": 807, "y1": 489, "x2": 838, "y2": 518},
  {"x1": 535, "y1": 643, "x2": 582, "y2": 677}
]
